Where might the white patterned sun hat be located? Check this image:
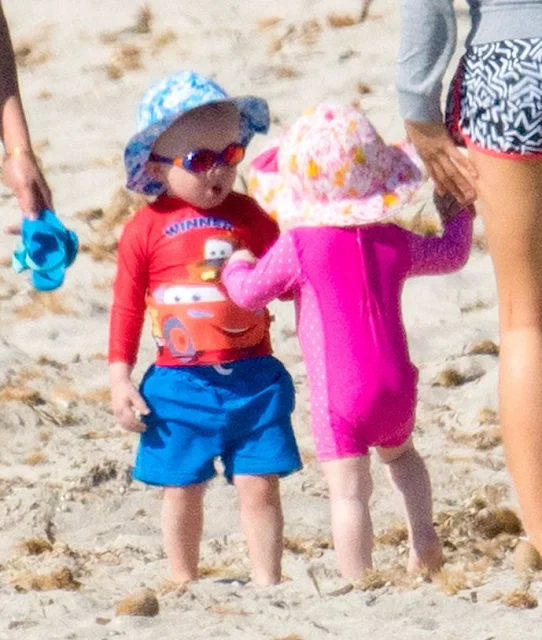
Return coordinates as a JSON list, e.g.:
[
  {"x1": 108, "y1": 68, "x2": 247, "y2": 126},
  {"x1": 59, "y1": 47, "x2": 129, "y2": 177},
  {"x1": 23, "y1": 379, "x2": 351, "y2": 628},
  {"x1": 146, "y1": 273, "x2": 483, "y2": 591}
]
[
  {"x1": 248, "y1": 103, "x2": 424, "y2": 227},
  {"x1": 124, "y1": 71, "x2": 270, "y2": 195}
]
